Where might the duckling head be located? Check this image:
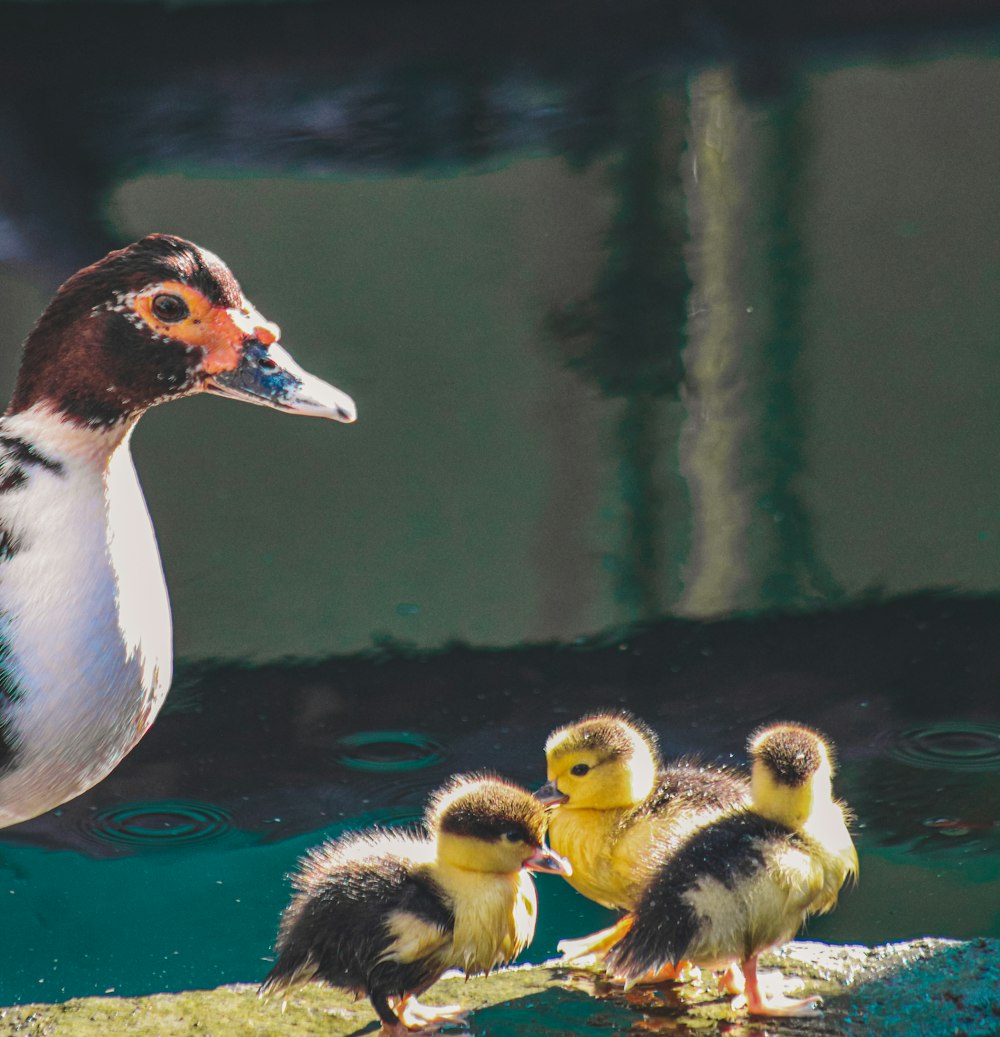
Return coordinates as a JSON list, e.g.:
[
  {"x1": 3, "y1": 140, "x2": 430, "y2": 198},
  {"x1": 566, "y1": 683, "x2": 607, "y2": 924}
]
[
  {"x1": 427, "y1": 774, "x2": 571, "y2": 876},
  {"x1": 748, "y1": 722, "x2": 835, "y2": 829},
  {"x1": 537, "y1": 712, "x2": 659, "y2": 810}
]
